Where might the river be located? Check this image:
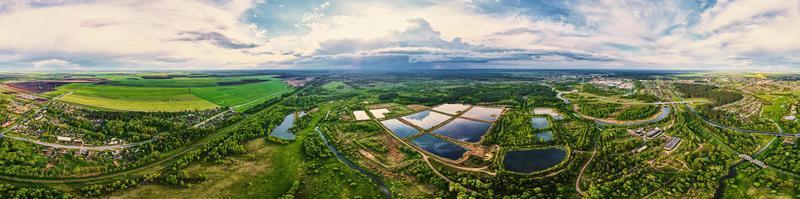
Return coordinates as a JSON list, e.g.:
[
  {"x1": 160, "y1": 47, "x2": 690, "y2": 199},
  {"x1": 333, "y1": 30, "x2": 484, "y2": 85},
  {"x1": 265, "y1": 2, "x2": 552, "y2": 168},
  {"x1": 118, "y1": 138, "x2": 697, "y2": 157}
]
[{"x1": 315, "y1": 127, "x2": 391, "y2": 198}]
